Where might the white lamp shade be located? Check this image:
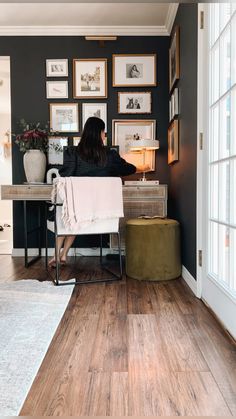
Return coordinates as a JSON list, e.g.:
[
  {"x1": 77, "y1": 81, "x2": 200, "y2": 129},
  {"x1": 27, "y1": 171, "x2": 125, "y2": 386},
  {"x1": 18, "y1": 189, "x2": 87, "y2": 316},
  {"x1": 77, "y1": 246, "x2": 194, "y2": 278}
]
[{"x1": 129, "y1": 139, "x2": 159, "y2": 151}]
